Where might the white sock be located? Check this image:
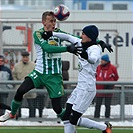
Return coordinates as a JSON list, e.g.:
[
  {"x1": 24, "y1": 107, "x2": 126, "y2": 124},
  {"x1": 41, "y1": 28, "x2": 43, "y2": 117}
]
[
  {"x1": 77, "y1": 117, "x2": 106, "y2": 131},
  {"x1": 63, "y1": 120, "x2": 76, "y2": 133}
]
